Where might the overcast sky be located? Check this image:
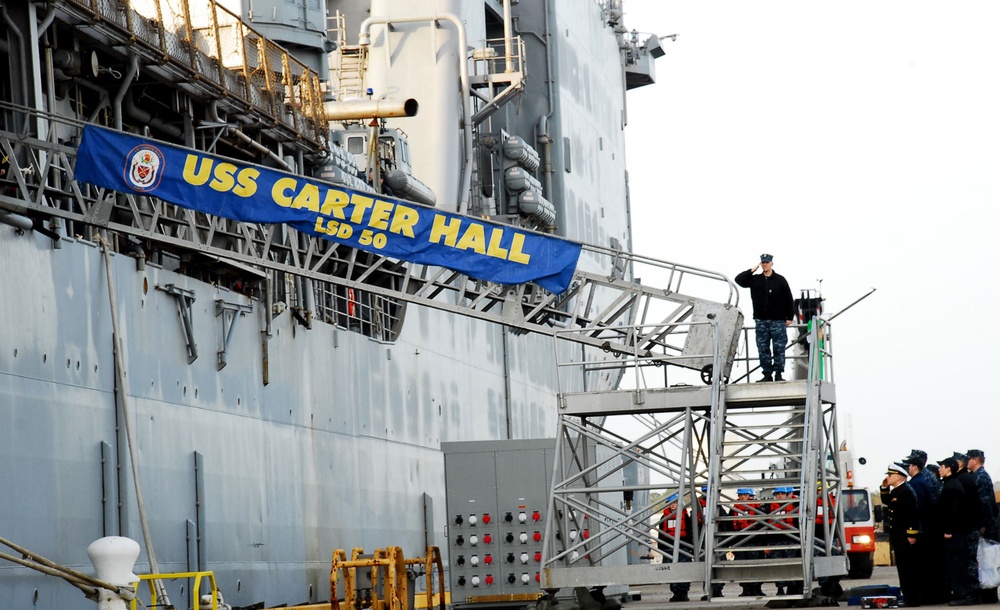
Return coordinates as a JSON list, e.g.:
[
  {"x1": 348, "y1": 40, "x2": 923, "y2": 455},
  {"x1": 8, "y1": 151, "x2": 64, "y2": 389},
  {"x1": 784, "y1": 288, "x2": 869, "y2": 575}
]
[{"x1": 622, "y1": 1, "x2": 1000, "y2": 491}]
